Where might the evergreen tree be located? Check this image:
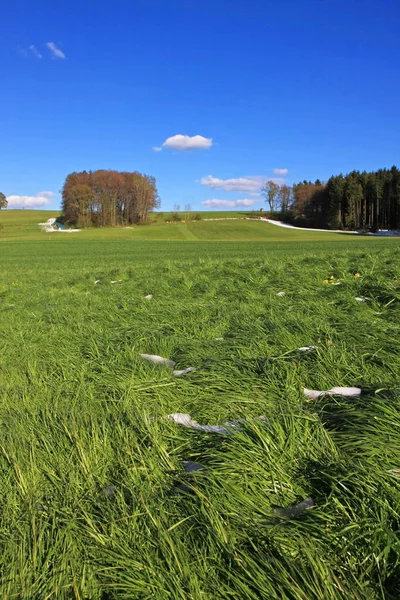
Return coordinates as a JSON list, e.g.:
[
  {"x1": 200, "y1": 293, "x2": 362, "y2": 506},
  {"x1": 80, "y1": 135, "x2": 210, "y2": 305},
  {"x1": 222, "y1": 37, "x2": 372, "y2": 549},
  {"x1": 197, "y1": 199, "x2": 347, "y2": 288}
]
[{"x1": 292, "y1": 167, "x2": 400, "y2": 230}]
